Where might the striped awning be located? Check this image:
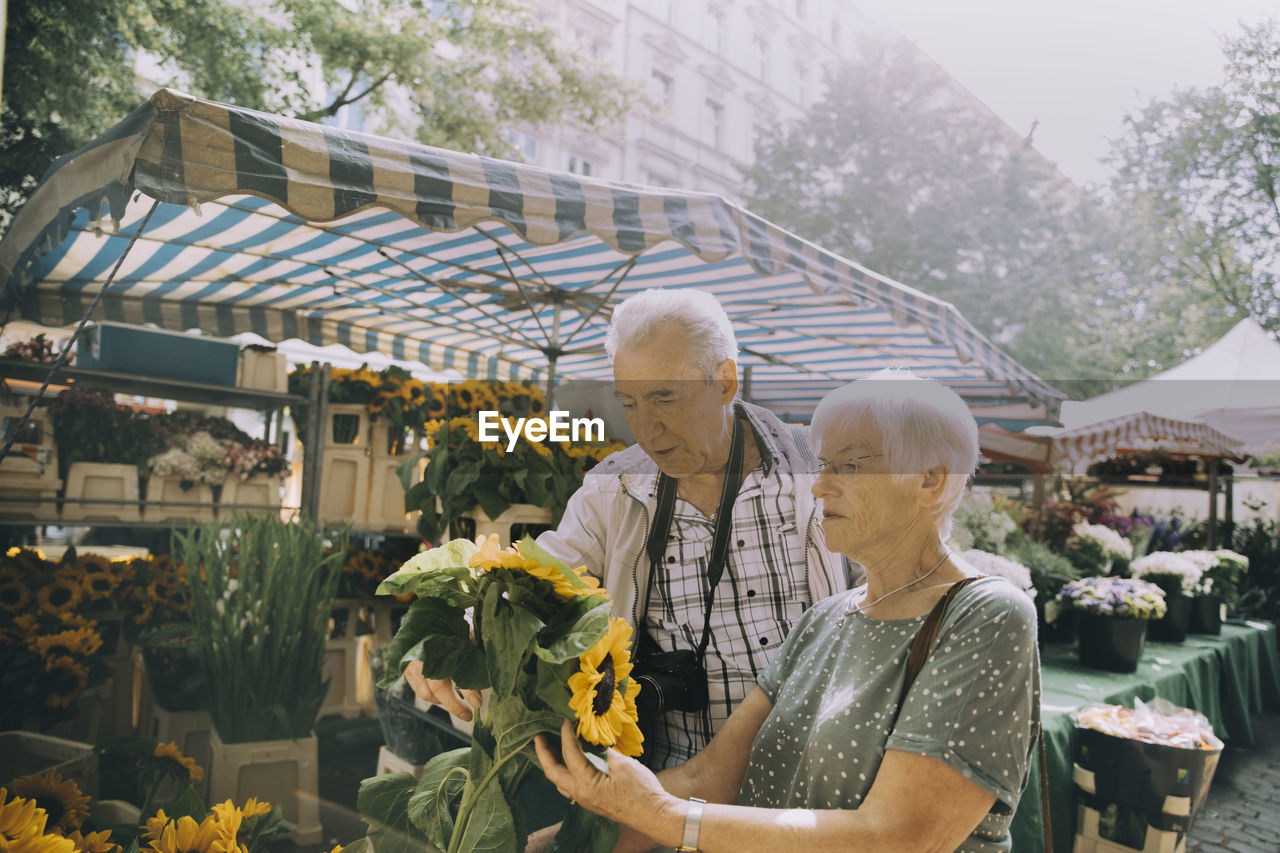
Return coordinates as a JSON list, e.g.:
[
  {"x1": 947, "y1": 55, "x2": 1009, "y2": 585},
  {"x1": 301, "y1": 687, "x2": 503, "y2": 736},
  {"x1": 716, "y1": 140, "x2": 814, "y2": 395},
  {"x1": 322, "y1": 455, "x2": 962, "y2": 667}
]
[
  {"x1": 1053, "y1": 411, "x2": 1248, "y2": 469},
  {"x1": 0, "y1": 88, "x2": 1063, "y2": 423}
]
